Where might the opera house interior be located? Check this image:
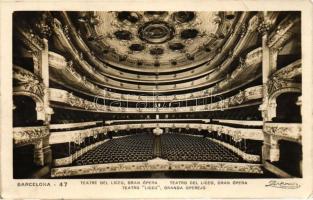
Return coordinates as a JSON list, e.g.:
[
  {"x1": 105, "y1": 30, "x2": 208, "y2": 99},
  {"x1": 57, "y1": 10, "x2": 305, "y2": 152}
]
[{"x1": 12, "y1": 11, "x2": 302, "y2": 178}]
